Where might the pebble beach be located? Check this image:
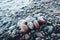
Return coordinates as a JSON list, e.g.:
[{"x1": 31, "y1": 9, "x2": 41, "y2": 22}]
[{"x1": 0, "y1": 0, "x2": 60, "y2": 40}]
